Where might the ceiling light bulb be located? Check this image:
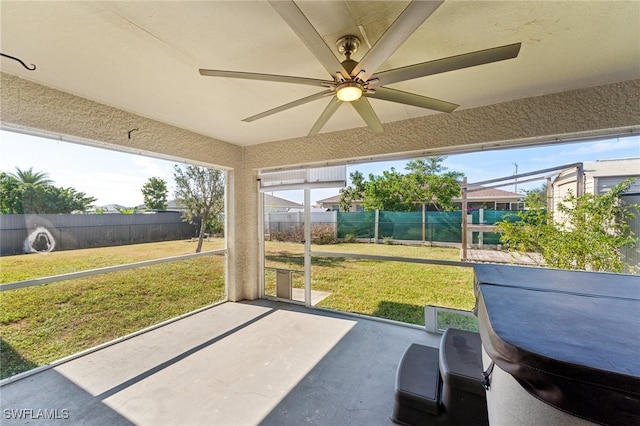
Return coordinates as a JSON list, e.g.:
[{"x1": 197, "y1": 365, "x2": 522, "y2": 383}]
[{"x1": 336, "y1": 82, "x2": 363, "y2": 102}]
